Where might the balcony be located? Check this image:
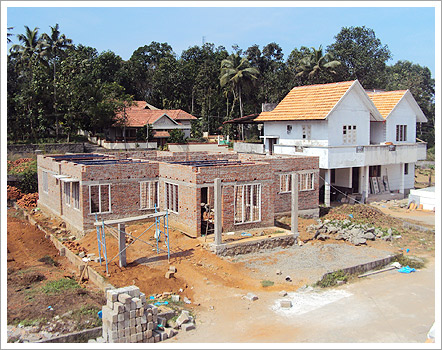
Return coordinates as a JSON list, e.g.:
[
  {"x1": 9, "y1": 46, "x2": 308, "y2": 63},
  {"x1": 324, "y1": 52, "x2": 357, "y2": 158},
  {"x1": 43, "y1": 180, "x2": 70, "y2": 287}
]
[{"x1": 273, "y1": 142, "x2": 427, "y2": 169}]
